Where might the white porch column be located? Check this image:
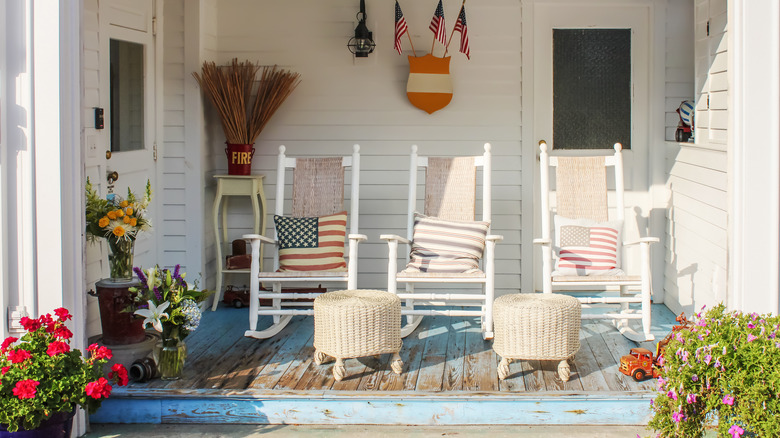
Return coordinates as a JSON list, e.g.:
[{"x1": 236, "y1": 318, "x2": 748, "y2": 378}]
[{"x1": 729, "y1": 0, "x2": 780, "y2": 315}]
